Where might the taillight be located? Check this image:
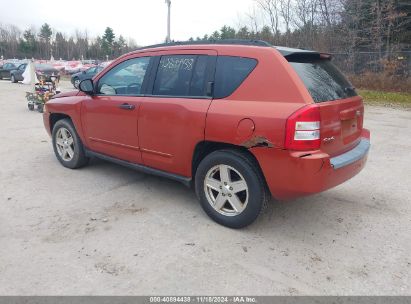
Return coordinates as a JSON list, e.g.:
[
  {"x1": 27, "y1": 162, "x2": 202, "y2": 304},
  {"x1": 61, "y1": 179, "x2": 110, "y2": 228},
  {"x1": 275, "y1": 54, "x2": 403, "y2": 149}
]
[{"x1": 285, "y1": 104, "x2": 321, "y2": 151}]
